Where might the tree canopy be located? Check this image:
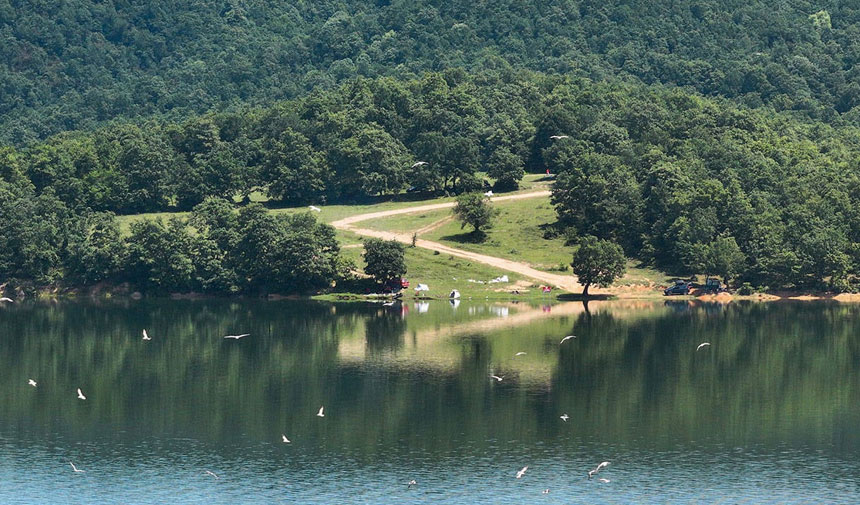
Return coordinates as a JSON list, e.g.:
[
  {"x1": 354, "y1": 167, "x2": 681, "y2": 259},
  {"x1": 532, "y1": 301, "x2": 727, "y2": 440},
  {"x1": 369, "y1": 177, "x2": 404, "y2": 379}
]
[
  {"x1": 6, "y1": 1, "x2": 860, "y2": 144},
  {"x1": 571, "y1": 236, "x2": 627, "y2": 296}
]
